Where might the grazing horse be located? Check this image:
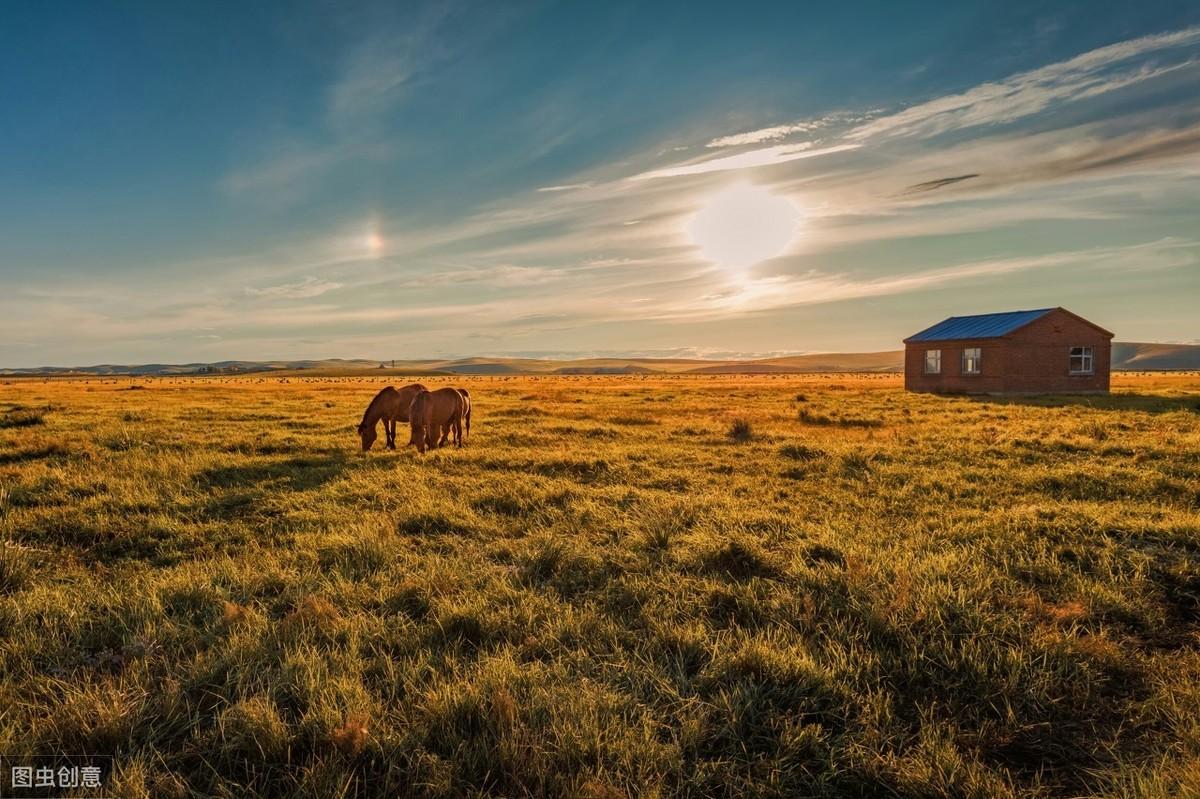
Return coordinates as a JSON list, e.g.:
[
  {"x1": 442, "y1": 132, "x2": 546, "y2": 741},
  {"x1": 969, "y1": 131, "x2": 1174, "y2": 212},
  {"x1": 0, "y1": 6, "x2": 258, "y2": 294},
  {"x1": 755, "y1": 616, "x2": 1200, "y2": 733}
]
[
  {"x1": 408, "y1": 387, "x2": 465, "y2": 453},
  {"x1": 357, "y1": 383, "x2": 426, "y2": 451}
]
